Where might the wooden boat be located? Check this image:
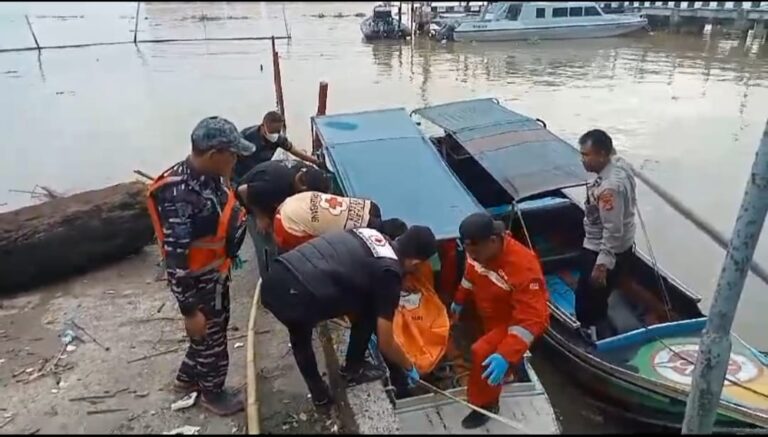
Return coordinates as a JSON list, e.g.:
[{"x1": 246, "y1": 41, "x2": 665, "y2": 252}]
[
  {"x1": 312, "y1": 107, "x2": 561, "y2": 434},
  {"x1": 411, "y1": 97, "x2": 768, "y2": 432}
]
